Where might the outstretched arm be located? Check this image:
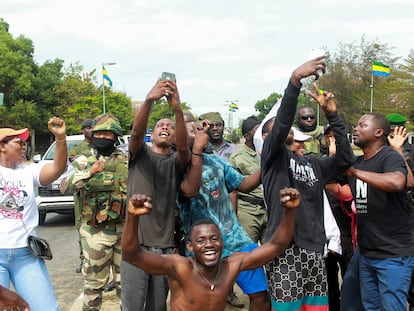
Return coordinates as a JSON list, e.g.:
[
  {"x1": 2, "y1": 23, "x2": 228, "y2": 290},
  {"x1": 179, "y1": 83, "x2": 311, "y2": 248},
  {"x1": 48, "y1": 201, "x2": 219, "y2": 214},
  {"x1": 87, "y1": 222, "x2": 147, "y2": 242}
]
[
  {"x1": 180, "y1": 121, "x2": 210, "y2": 197},
  {"x1": 291, "y1": 56, "x2": 326, "y2": 87},
  {"x1": 129, "y1": 79, "x2": 172, "y2": 160},
  {"x1": 238, "y1": 188, "x2": 299, "y2": 270},
  {"x1": 0, "y1": 286, "x2": 30, "y2": 311},
  {"x1": 262, "y1": 56, "x2": 327, "y2": 167},
  {"x1": 39, "y1": 117, "x2": 68, "y2": 186},
  {"x1": 122, "y1": 194, "x2": 176, "y2": 275},
  {"x1": 166, "y1": 79, "x2": 191, "y2": 169},
  {"x1": 308, "y1": 81, "x2": 355, "y2": 177}
]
